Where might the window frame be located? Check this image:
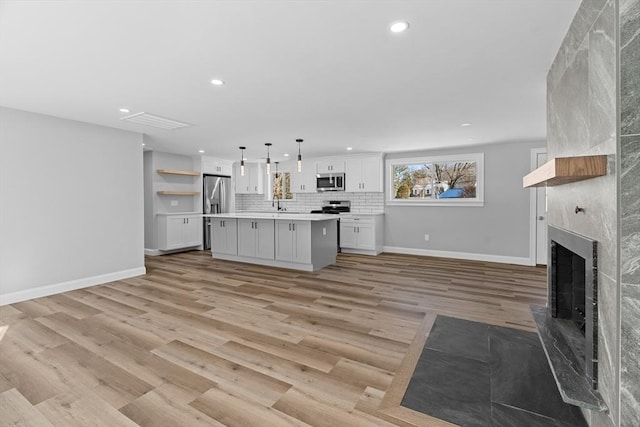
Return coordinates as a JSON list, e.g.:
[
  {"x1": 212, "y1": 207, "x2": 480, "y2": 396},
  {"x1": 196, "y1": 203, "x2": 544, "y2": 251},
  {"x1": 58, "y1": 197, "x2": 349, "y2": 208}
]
[
  {"x1": 266, "y1": 170, "x2": 295, "y2": 202},
  {"x1": 386, "y1": 153, "x2": 484, "y2": 207}
]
